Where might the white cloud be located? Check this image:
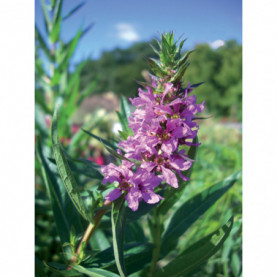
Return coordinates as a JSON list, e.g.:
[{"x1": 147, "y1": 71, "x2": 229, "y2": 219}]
[
  {"x1": 209, "y1": 39, "x2": 225, "y2": 49},
  {"x1": 115, "y1": 23, "x2": 140, "y2": 42}
]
